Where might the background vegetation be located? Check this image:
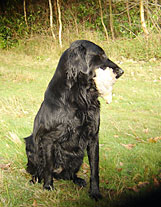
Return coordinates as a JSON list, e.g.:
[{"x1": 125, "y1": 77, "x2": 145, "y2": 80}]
[
  {"x1": 0, "y1": 0, "x2": 160, "y2": 60},
  {"x1": 0, "y1": 0, "x2": 161, "y2": 206}
]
